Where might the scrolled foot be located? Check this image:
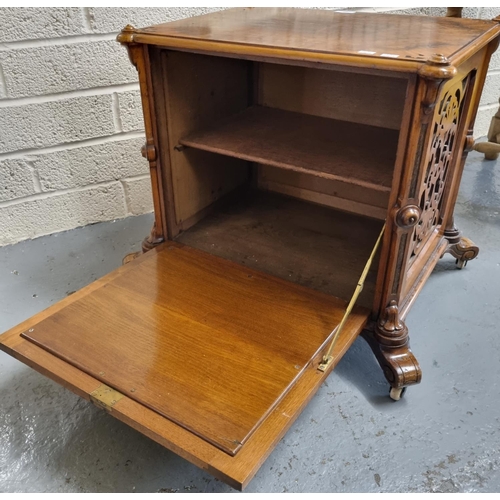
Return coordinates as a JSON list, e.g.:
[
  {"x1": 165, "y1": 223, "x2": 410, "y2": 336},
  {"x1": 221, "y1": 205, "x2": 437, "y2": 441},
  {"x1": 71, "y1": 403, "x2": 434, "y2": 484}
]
[
  {"x1": 377, "y1": 345, "x2": 422, "y2": 389},
  {"x1": 122, "y1": 251, "x2": 142, "y2": 265},
  {"x1": 121, "y1": 223, "x2": 164, "y2": 265},
  {"x1": 362, "y1": 301, "x2": 422, "y2": 399},
  {"x1": 447, "y1": 236, "x2": 479, "y2": 269},
  {"x1": 363, "y1": 332, "x2": 422, "y2": 397}
]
